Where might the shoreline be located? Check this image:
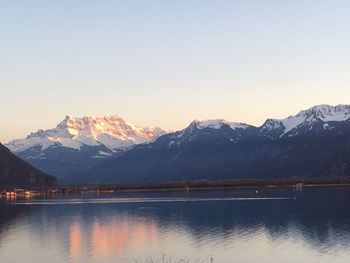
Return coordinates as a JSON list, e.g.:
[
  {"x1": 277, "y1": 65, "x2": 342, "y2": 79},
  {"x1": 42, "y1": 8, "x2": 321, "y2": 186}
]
[{"x1": 2, "y1": 177, "x2": 350, "y2": 197}]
